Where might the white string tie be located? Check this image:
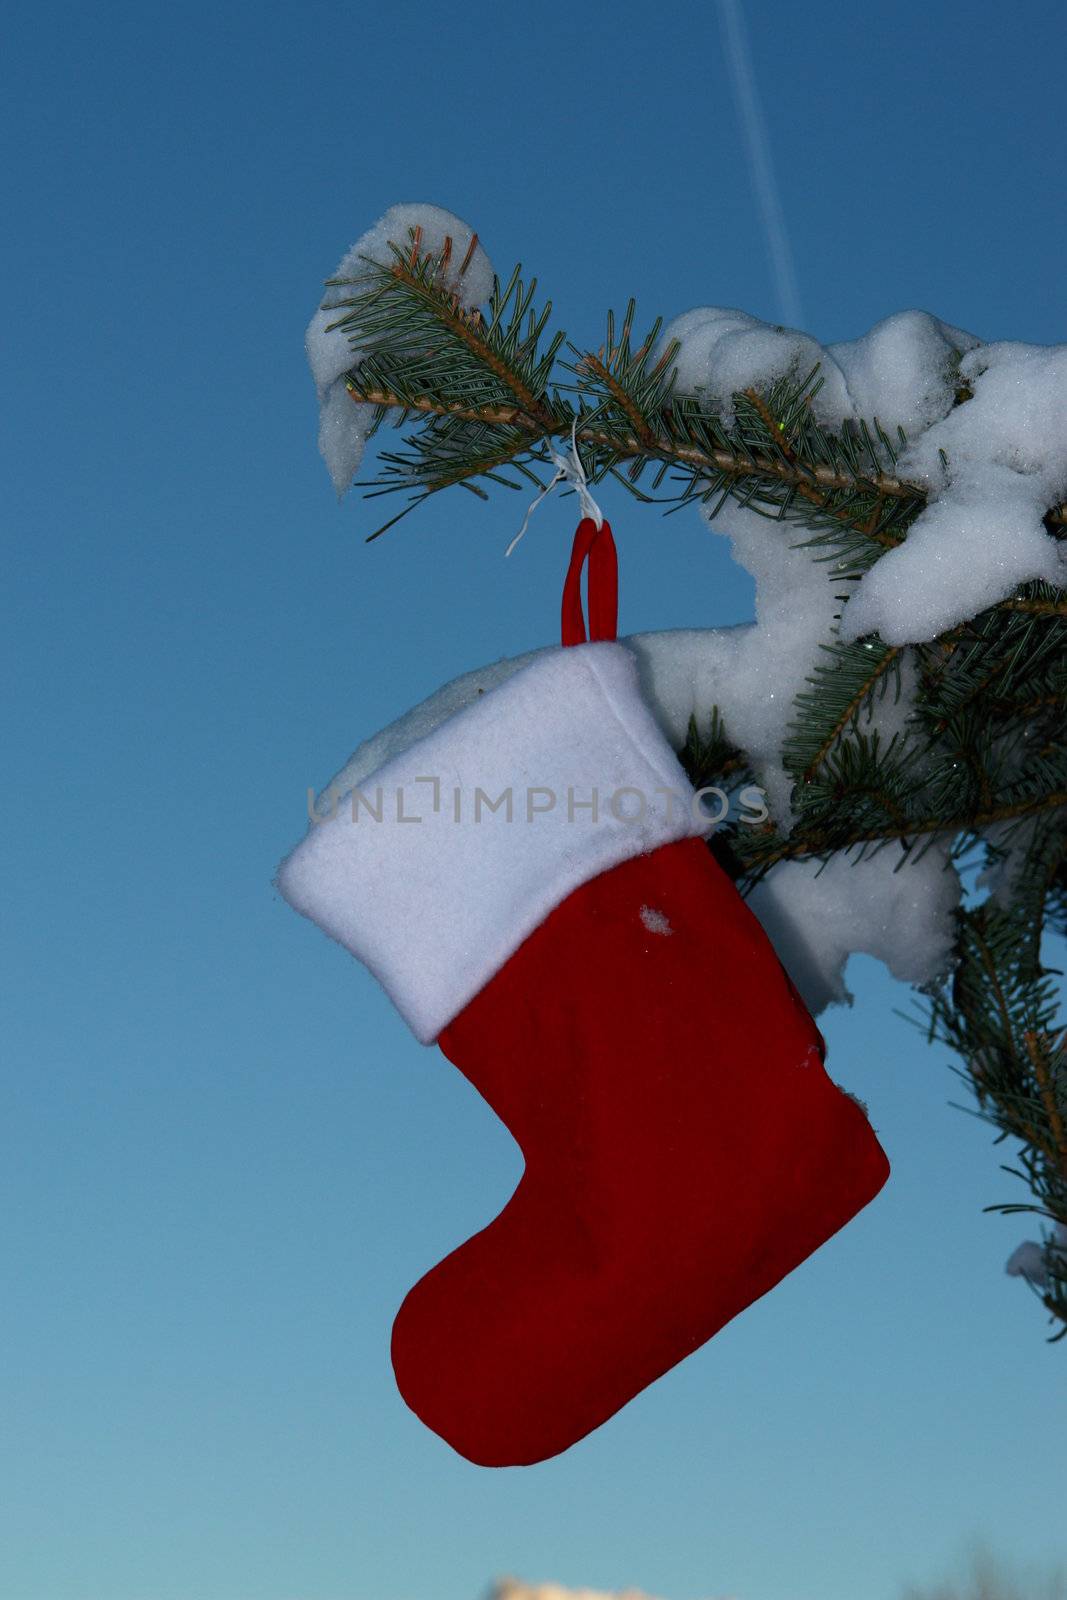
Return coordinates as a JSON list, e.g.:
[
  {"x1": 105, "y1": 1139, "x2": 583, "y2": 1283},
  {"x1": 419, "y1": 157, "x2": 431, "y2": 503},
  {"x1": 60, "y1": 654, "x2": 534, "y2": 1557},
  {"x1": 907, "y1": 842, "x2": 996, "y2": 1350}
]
[{"x1": 505, "y1": 418, "x2": 604, "y2": 557}]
